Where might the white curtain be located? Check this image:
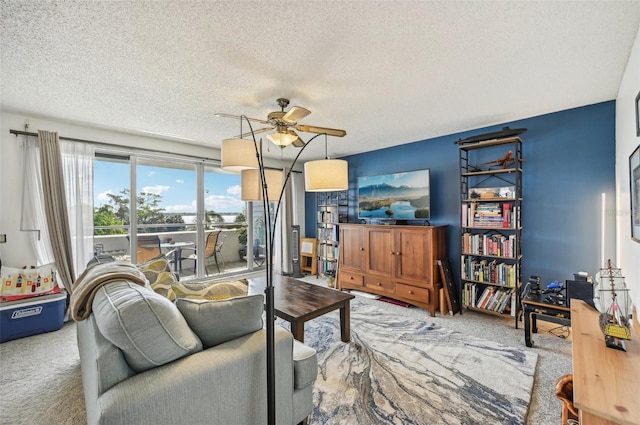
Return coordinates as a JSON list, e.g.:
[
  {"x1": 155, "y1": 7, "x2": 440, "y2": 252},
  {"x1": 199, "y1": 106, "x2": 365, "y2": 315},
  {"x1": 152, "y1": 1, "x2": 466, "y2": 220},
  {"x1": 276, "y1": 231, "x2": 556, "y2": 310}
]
[
  {"x1": 21, "y1": 136, "x2": 55, "y2": 266},
  {"x1": 60, "y1": 140, "x2": 94, "y2": 276},
  {"x1": 21, "y1": 135, "x2": 94, "y2": 288}
]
